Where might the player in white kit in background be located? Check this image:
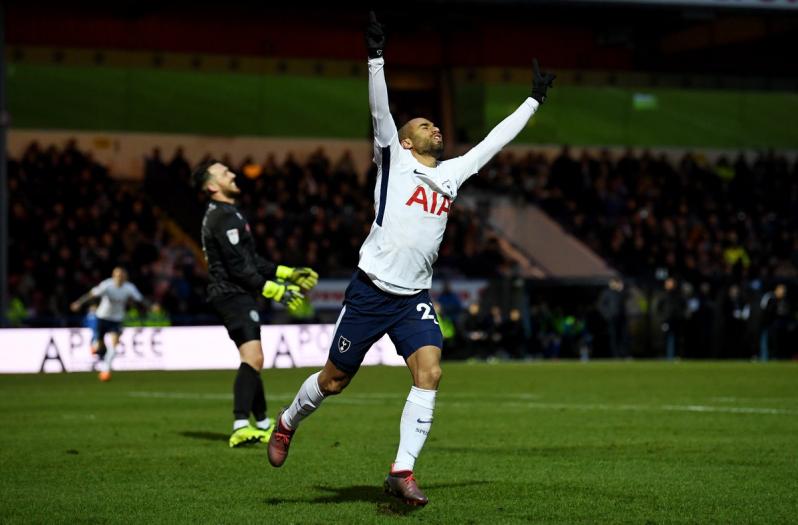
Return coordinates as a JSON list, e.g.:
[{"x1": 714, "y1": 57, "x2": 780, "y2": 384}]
[
  {"x1": 267, "y1": 11, "x2": 556, "y2": 506},
  {"x1": 71, "y1": 267, "x2": 150, "y2": 381}
]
